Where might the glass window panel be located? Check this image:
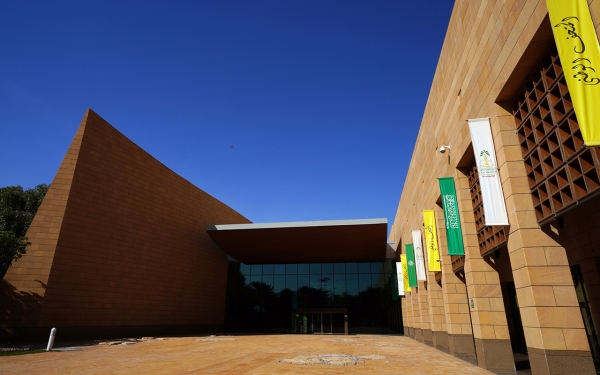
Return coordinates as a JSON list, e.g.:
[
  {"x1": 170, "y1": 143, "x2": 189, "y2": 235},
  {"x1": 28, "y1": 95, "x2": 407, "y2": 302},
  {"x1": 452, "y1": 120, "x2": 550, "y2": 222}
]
[
  {"x1": 372, "y1": 273, "x2": 381, "y2": 288},
  {"x1": 240, "y1": 263, "x2": 252, "y2": 277},
  {"x1": 359, "y1": 273, "x2": 372, "y2": 291},
  {"x1": 286, "y1": 274, "x2": 298, "y2": 291},
  {"x1": 321, "y1": 274, "x2": 333, "y2": 294},
  {"x1": 334, "y1": 263, "x2": 345, "y2": 274},
  {"x1": 346, "y1": 274, "x2": 359, "y2": 295},
  {"x1": 298, "y1": 264, "x2": 310, "y2": 274},
  {"x1": 298, "y1": 274, "x2": 309, "y2": 289},
  {"x1": 251, "y1": 264, "x2": 262, "y2": 275},
  {"x1": 250, "y1": 274, "x2": 262, "y2": 284},
  {"x1": 274, "y1": 264, "x2": 286, "y2": 275},
  {"x1": 274, "y1": 275, "x2": 286, "y2": 293},
  {"x1": 371, "y1": 262, "x2": 384, "y2": 274},
  {"x1": 345, "y1": 262, "x2": 358, "y2": 273},
  {"x1": 310, "y1": 263, "x2": 321, "y2": 275},
  {"x1": 322, "y1": 263, "x2": 333, "y2": 274},
  {"x1": 286, "y1": 264, "x2": 298, "y2": 274},
  {"x1": 262, "y1": 264, "x2": 274, "y2": 274},
  {"x1": 358, "y1": 262, "x2": 371, "y2": 274},
  {"x1": 334, "y1": 274, "x2": 346, "y2": 295},
  {"x1": 262, "y1": 274, "x2": 274, "y2": 287},
  {"x1": 310, "y1": 274, "x2": 322, "y2": 290}
]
